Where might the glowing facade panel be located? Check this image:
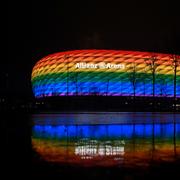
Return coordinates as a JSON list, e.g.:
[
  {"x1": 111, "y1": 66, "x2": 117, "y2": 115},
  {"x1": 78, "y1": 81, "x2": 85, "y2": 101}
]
[{"x1": 31, "y1": 50, "x2": 180, "y2": 98}]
